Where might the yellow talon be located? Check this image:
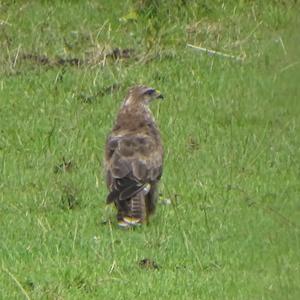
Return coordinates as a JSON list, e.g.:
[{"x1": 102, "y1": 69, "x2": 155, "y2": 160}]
[{"x1": 123, "y1": 216, "x2": 142, "y2": 225}]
